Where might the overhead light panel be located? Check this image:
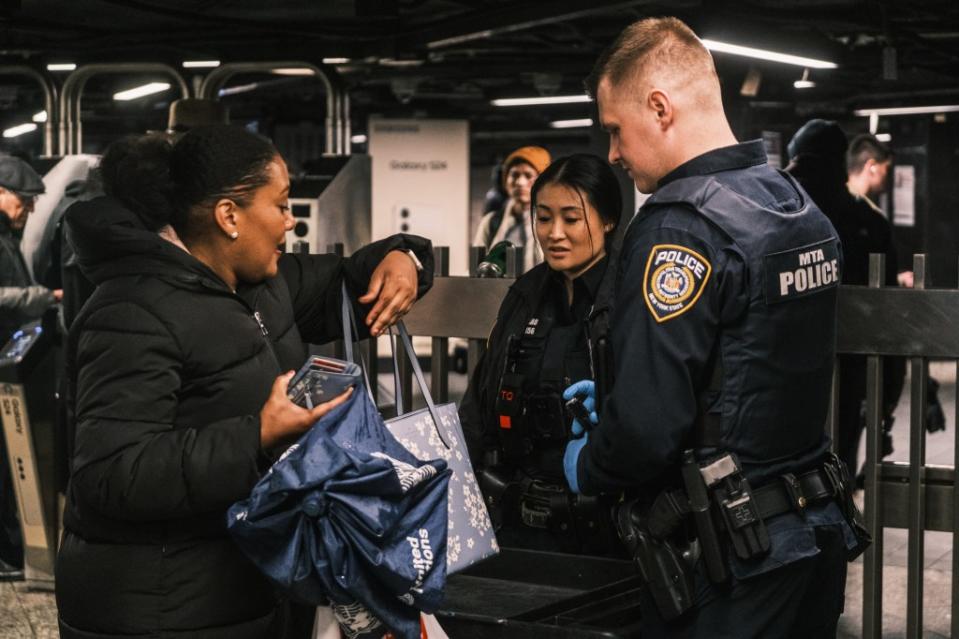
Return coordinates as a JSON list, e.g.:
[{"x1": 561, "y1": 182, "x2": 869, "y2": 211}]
[
  {"x1": 794, "y1": 68, "x2": 815, "y2": 89},
  {"x1": 492, "y1": 94, "x2": 591, "y2": 107},
  {"x1": 351, "y1": 134, "x2": 368, "y2": 144},
  {"x1": 113, "y1": 82, "x2": 171, "y2": 101},
  {"x1": 272, "y1": 68, "x2": 316, "y2": 76},
  {"x1": 875, "y1": 133, "x2": 892, "y2": 142},
  {"x1": 323, "y1": 58, "x2": 351, "y2": 65},
  {"x1": 854, "y1": 105, "x2": 959, "y2": 116},
  {"x1": 701, "y1": 39, "x2": 837, "y2": 69},
  {"x1": 3, "y1": 123, "x2": 38, "y2": 138},
  {"x1": 47, "y1": 63, "x2": 77, "y2": 72},
  {"x1": 550, "y1": 118, "x2": 594, "y2": 129},
  {"x1": 32, "y1": 111, "x2": 47, "y2": 123},
  {"x1": 183, "y1": 60, "x2": 220, "y2": 69}
]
